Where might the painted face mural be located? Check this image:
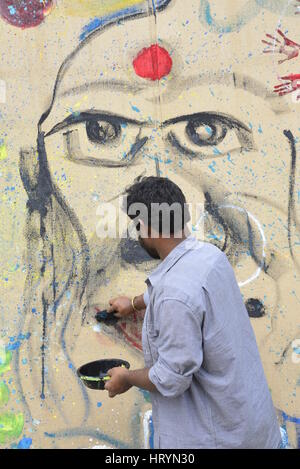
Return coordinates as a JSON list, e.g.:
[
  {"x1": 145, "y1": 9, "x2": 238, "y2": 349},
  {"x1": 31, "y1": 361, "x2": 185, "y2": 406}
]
[{"x1": 0, "y1": 0, "x2": 298, "y2": 449}]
